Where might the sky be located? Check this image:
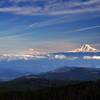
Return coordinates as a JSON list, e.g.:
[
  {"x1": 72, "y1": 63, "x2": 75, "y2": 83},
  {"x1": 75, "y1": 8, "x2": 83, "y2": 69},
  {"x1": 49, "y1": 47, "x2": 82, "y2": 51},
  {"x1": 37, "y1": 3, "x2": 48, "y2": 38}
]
[{"x1": 0, "y1": 0, "x2": 100, "y2": 53}]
